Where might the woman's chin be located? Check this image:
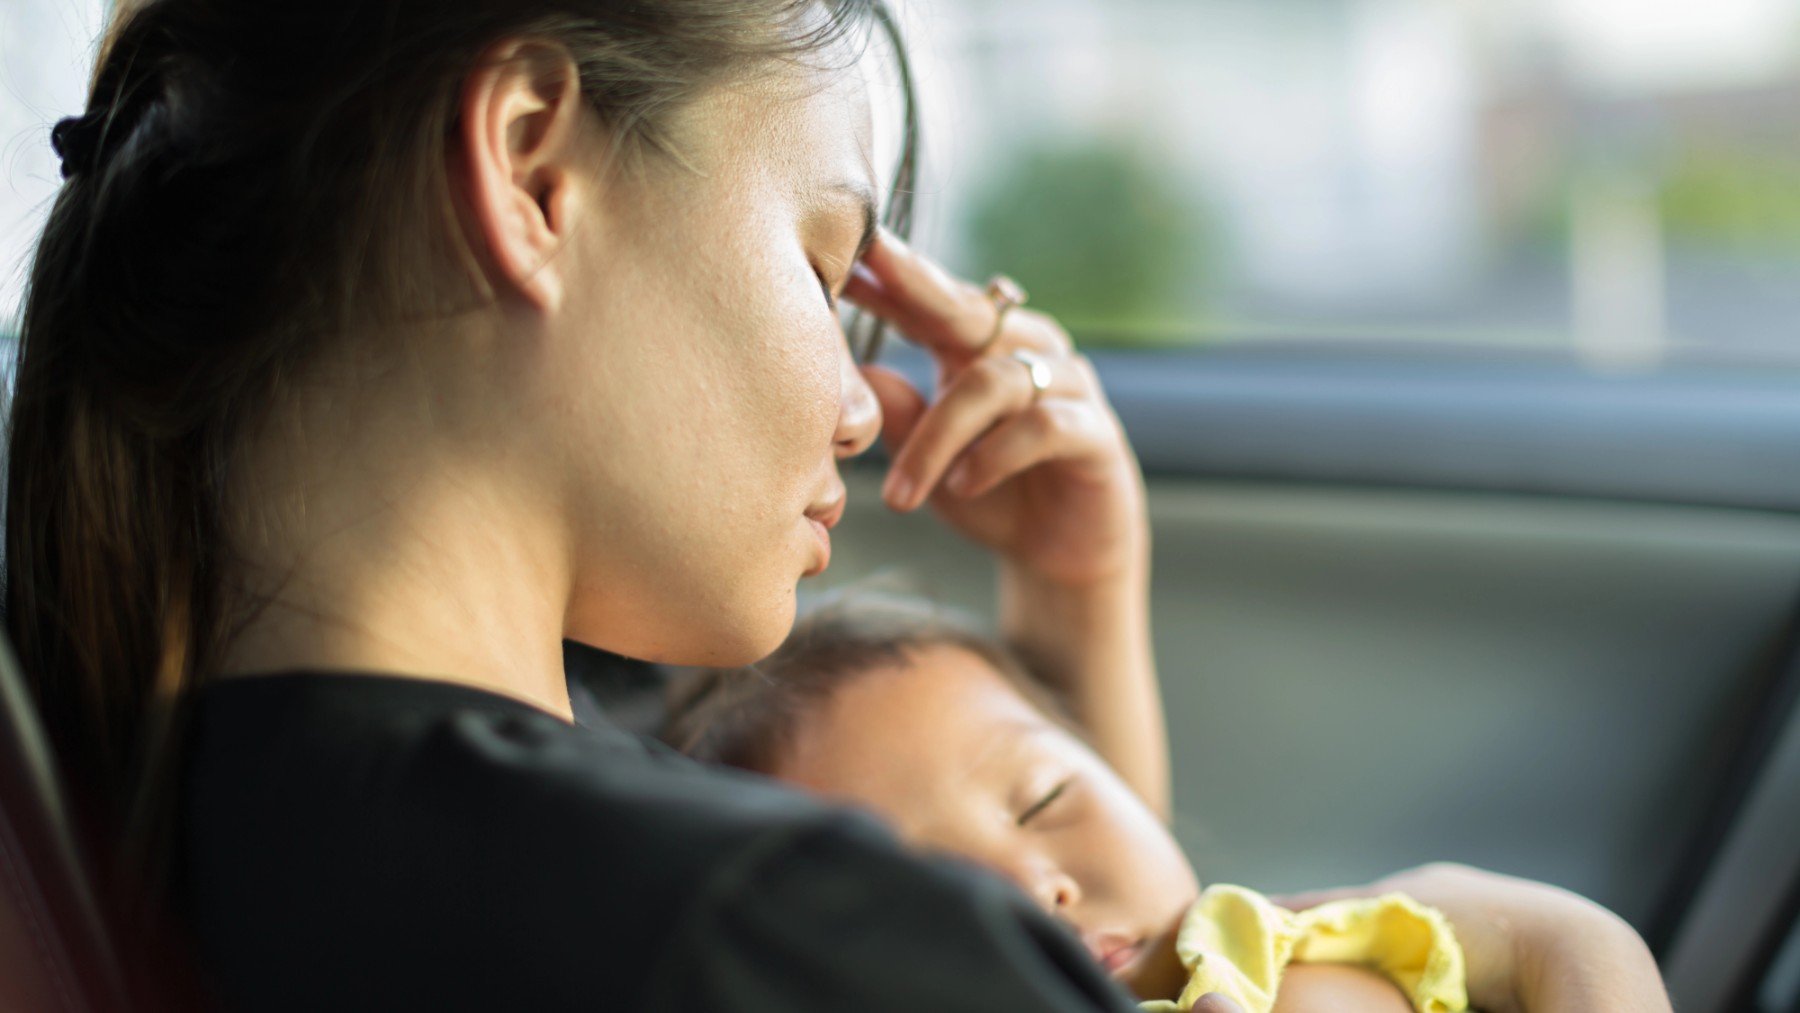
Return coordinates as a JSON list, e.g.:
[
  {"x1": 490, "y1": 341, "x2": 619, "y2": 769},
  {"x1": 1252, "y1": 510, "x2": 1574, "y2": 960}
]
[
  {"x1": 660, "y1": 620, "x2": 793, "y2": 669},
  {"x1": 566, "y1": 586, "x2": 796, "y2": 669},
  {"x1": 697, "y1": 594, "x2": 800, "y2": 668}
]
